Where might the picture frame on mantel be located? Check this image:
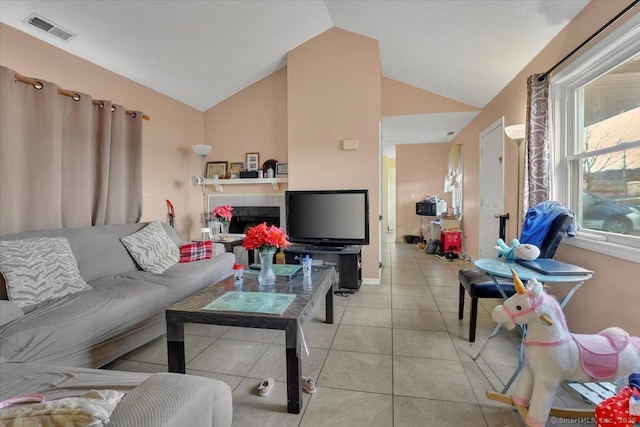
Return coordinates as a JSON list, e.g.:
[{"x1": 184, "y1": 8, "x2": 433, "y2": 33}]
[
  {"x1": 246, "y1": 153, "x2": 259, "y2": 171},
  {"x1": 230, "y1": 162, "x2": 244, "y2": 176},
  {"x1": 206, "y1": 161, "x2": 227, "y2": 179},
  {"x1": 276, "y1": 162, "x2": 288, "y2": 177}
]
